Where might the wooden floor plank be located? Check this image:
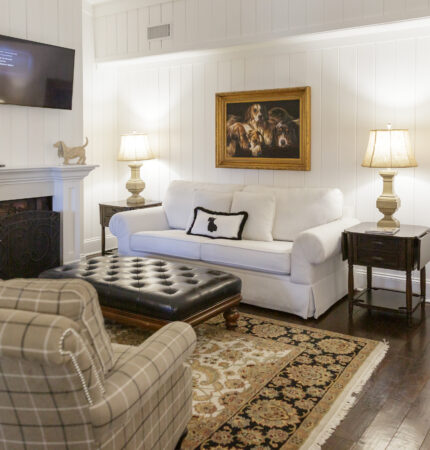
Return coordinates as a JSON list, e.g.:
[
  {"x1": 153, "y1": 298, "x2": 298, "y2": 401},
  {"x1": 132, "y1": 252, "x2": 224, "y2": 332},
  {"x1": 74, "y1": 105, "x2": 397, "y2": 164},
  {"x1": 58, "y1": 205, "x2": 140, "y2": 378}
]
[{"x1": 387, "y1": 379, "x2": 430, "y2": 449}]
